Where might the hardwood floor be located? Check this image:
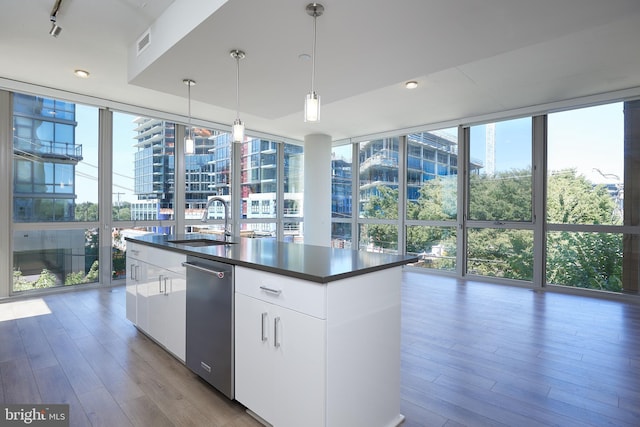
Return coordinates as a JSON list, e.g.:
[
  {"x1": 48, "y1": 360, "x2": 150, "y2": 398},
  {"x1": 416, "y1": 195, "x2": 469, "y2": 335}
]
[
  {"x1": 1, "y1": 272, "x2": 639, "y2": 426},
  {"x1": 400, "y1": 273, "x2": 640, "y2": 427}
]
